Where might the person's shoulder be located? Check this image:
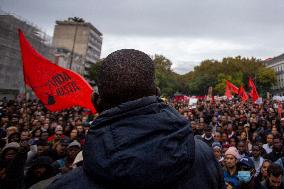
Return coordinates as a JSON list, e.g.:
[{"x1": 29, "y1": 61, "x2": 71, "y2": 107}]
[
  {"x1": 194, "y1": 138, "x2": 221, "y2": 172},
  {"x1": 184, "y1": 137, "x2": 225, "y2": 188},
  {"x1": 46, "y1": 167, "x2": 103, "y2": 189},
  {"x1": 29, "y1": 176, "x2": 59, "y2": 189},
  {"x1": 194, "y1": 136, "x2": 214, "y2": 158},
  {"x1": 46, "y1": 168, "x2": 82, "y2": 189},
  {"x1": 259, "y1": 180, "x2": 268, "y2": 189}
]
